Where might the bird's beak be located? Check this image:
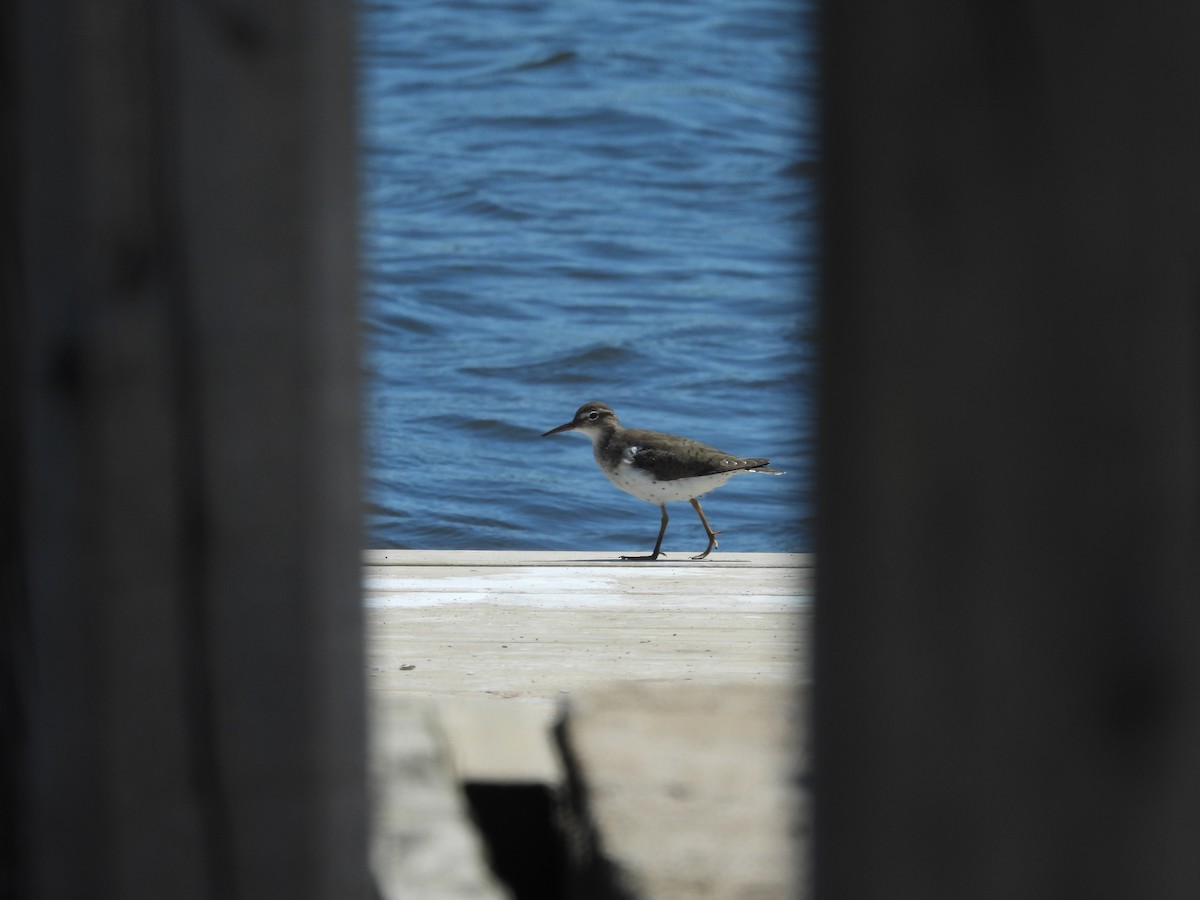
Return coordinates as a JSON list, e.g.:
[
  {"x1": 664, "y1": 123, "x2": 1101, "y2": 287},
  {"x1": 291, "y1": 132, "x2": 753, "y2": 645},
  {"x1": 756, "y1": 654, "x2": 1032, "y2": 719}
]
[{"x1": 542, "y1": 420, "x2": 576, "y2": 437}]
